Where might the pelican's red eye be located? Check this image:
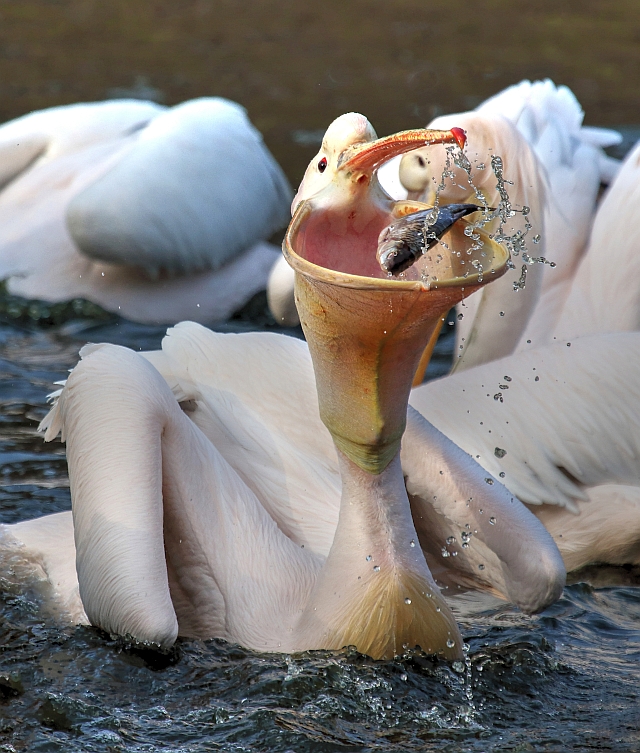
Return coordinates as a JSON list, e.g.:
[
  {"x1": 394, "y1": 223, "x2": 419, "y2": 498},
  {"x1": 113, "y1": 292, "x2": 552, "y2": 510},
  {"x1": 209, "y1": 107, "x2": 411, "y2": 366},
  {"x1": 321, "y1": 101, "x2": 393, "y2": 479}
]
[{"x1": 318, "y1": 157, "x2": 327, "y2": 173}]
